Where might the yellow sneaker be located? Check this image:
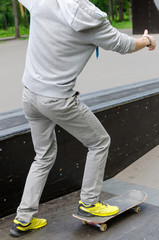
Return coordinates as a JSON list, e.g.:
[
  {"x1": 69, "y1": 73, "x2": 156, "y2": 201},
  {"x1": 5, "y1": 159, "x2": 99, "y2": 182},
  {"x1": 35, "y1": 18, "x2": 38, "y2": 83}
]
[
  {"x1": 78, "y1": 200, "x2": 119, "y2": 217},
  {"x1": 10, "y1": 217, "x2": 47, "y2": 237}
]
